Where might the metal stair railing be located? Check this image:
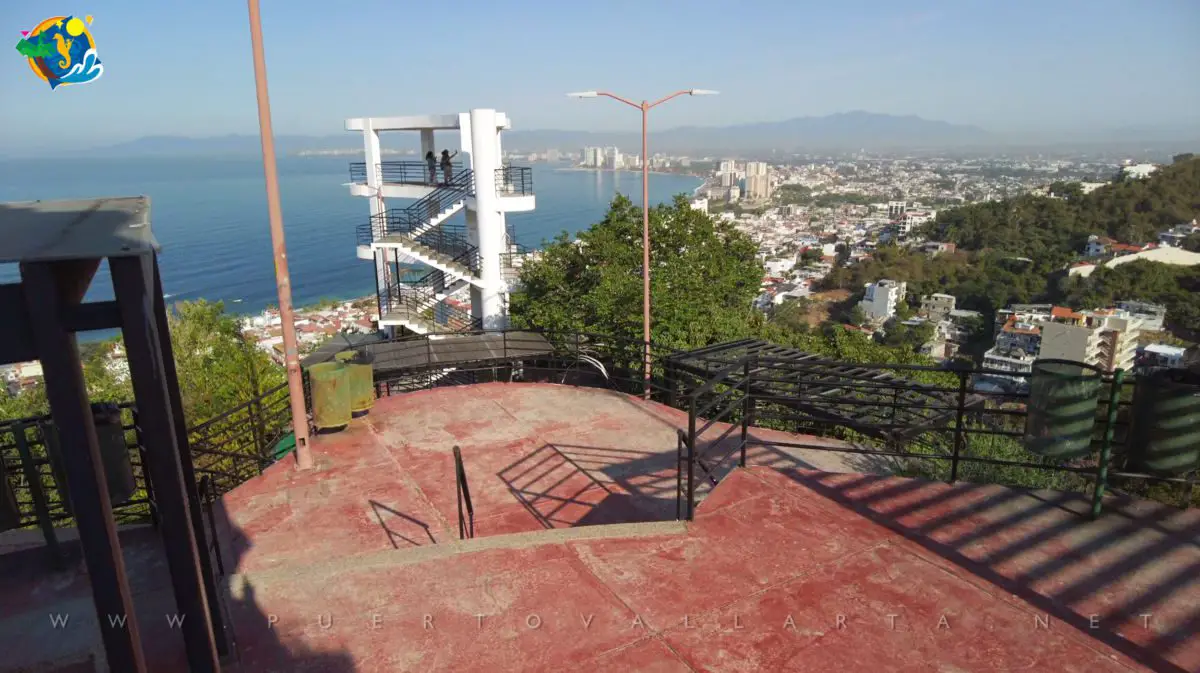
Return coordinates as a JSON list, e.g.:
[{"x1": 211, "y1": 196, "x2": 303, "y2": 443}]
[
  {"x1": 369, "y1": 168, "x2": 474, "y2": 239},
  {"x1": 378, "y1": 270, "x2": 481, "y2": 331}
]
